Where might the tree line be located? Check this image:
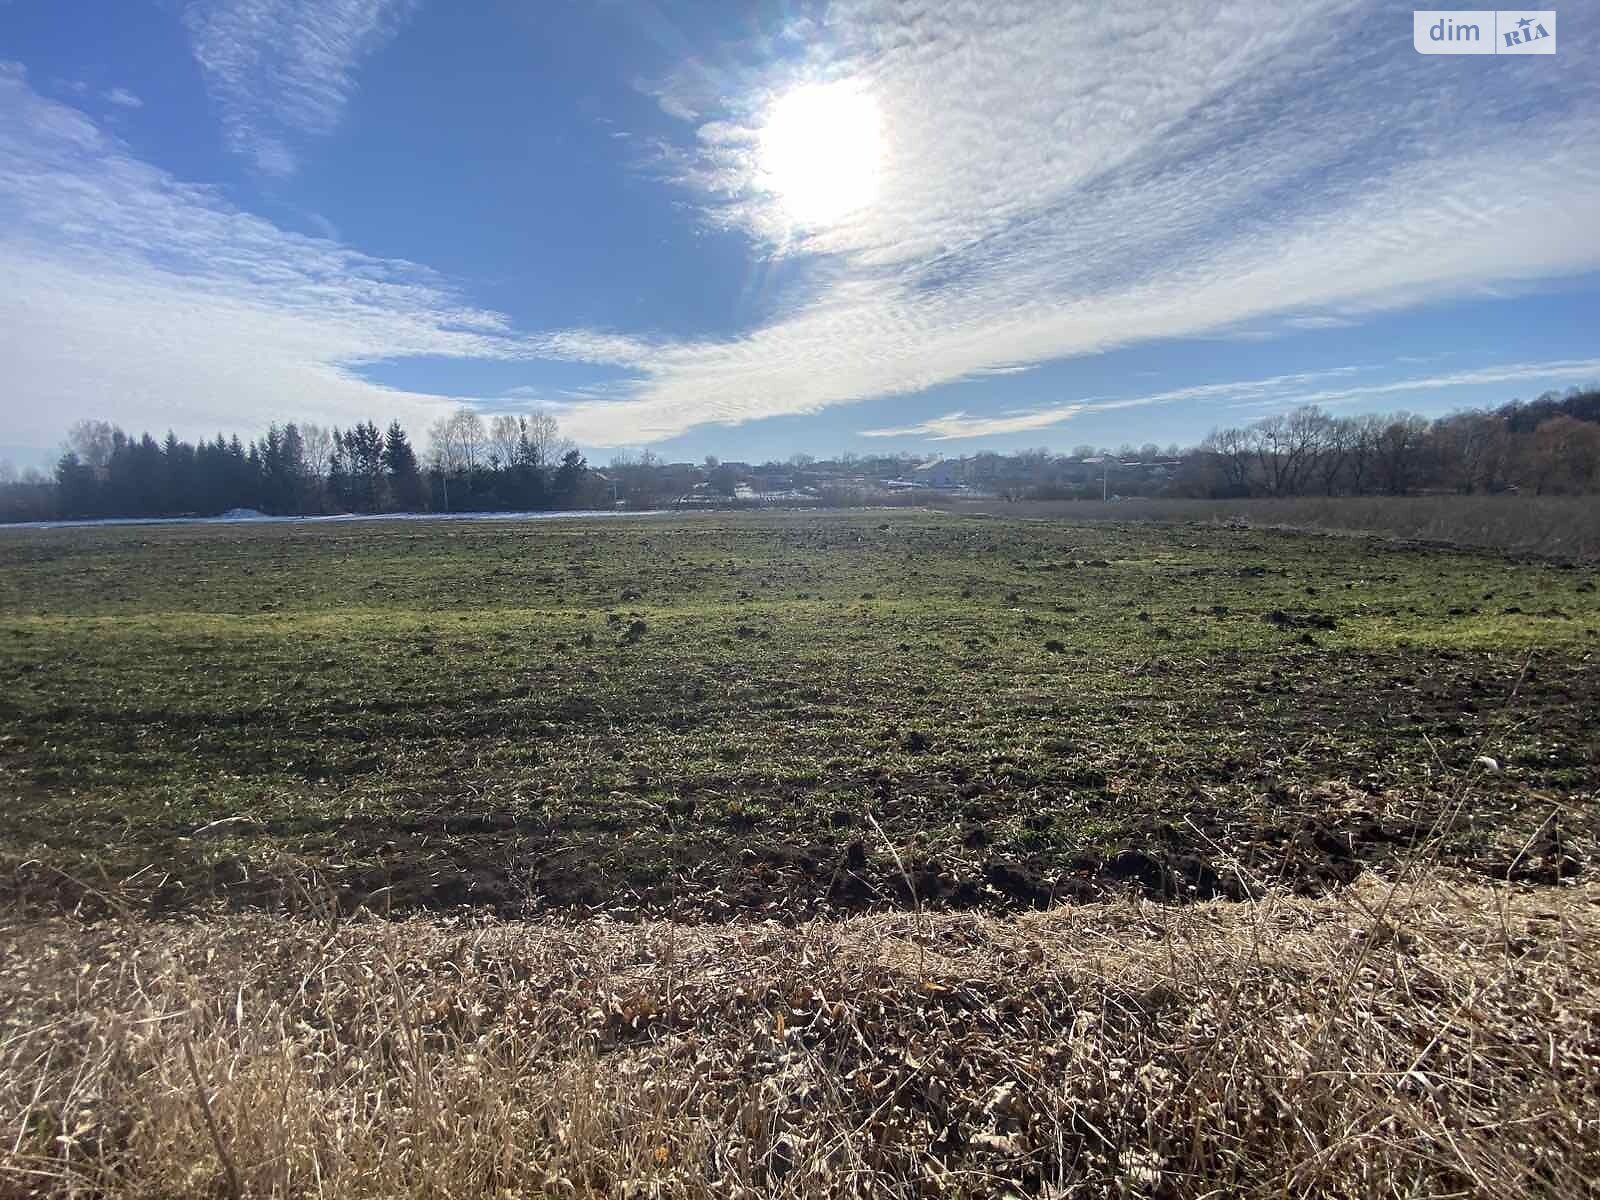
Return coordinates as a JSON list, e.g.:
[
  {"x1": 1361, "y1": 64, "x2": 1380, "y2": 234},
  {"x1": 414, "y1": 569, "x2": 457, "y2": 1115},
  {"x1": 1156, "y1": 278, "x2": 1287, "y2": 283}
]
[
  {"x1": 0, "y1": 408, "x2": 605, "y2": 522},
  {"x1": 0, "y1": 387, "x2": 1595, "y2": 522},
  {"x1": 1180, "y1": 388, "x2": 1600, "y2": 498}
]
